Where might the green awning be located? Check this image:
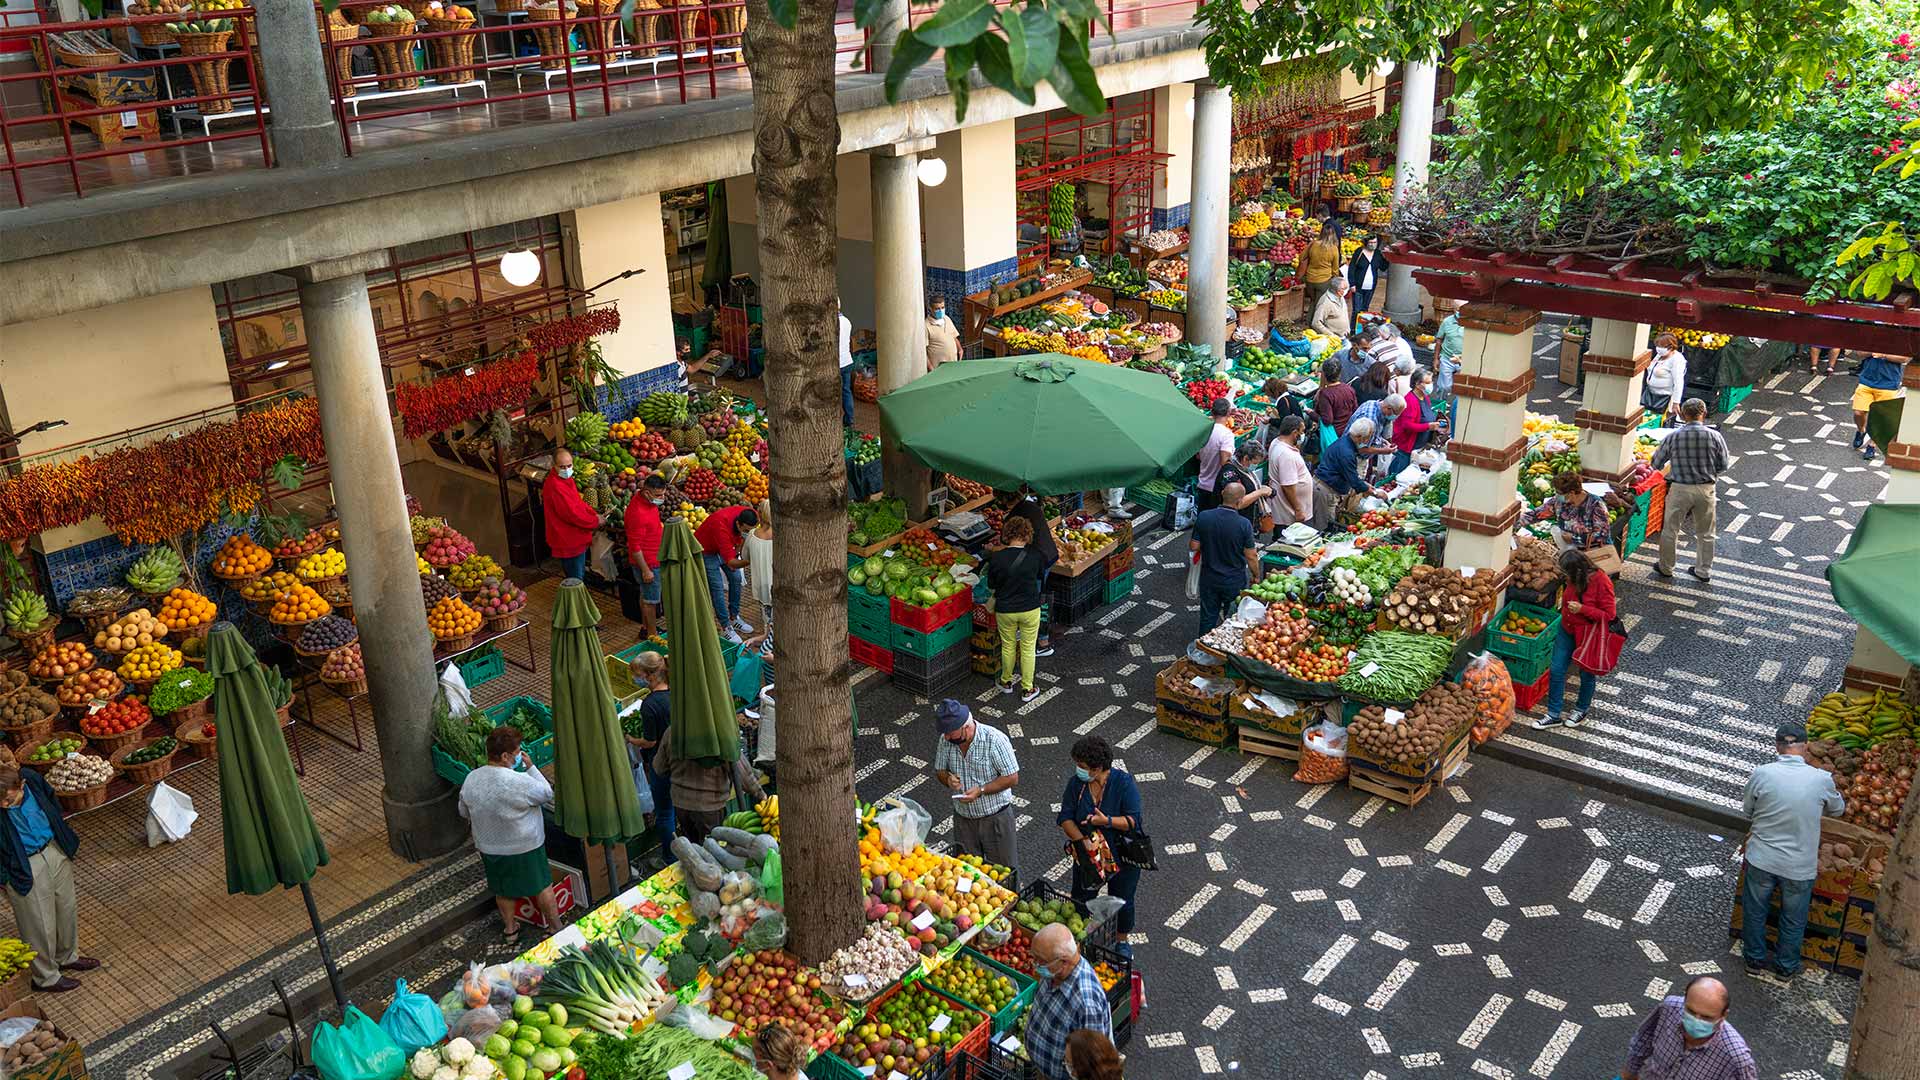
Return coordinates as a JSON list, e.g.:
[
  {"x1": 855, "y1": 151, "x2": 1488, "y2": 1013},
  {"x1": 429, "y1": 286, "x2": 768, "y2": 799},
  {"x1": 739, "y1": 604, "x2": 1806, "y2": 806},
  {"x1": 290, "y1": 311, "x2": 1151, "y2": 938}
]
[
  {"x1": 549, "y1": 582, "x2": 646, "y2": 842},
  {"x1": 1827, "y1": 503, "x2": 1920, "y2": 668},
  {"x1": 209, "y1": 623, "x2": 327, "y2": 896},
  {"x1": 660, "y1": 519, "x2": 740, "y2": 764}
]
